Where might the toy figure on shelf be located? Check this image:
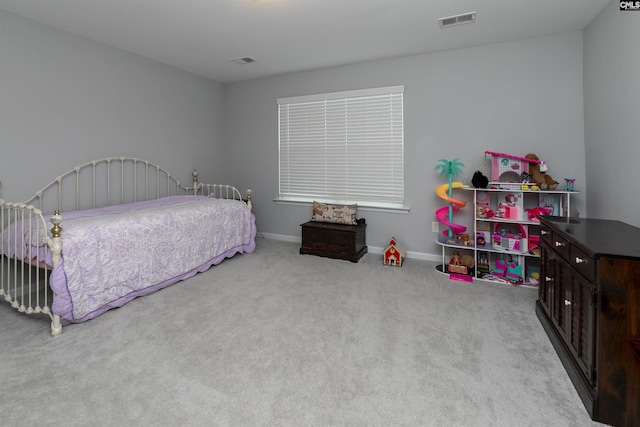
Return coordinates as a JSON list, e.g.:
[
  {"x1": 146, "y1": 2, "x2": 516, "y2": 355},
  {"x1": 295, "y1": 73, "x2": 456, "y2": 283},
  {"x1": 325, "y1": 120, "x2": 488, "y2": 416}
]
[
  {"x1": 524, "y1": 153, "x2": 559, "y2": 190},
  {"x1": 449, "y1": 250, "x2": 475, "y2": 275},
  {"x1": 449, "y1": 251, "x2": 468, "y2": 274},
  {"x1": 520, "y1": 172, "x2": 531, "y2": 190}
]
